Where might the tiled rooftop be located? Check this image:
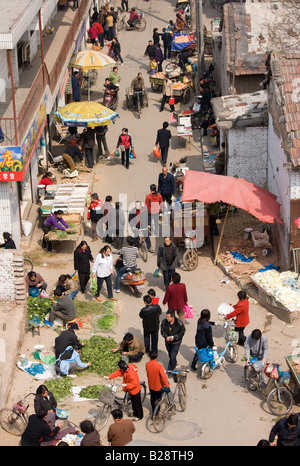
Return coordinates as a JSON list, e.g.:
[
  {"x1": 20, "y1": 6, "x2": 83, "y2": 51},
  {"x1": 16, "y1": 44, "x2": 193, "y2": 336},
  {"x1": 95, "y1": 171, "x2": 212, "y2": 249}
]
[{"x1": 270, "y1": 52, "x2": 300, "y2": 167}]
